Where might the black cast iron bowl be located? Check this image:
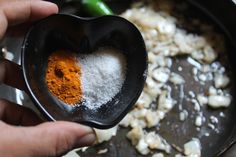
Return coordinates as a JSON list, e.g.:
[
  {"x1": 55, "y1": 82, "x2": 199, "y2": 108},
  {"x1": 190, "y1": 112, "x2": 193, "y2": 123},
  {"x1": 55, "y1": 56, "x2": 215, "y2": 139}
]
[{"x1": 21, "y1": 14, "x2": 147, "y2": 129}]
